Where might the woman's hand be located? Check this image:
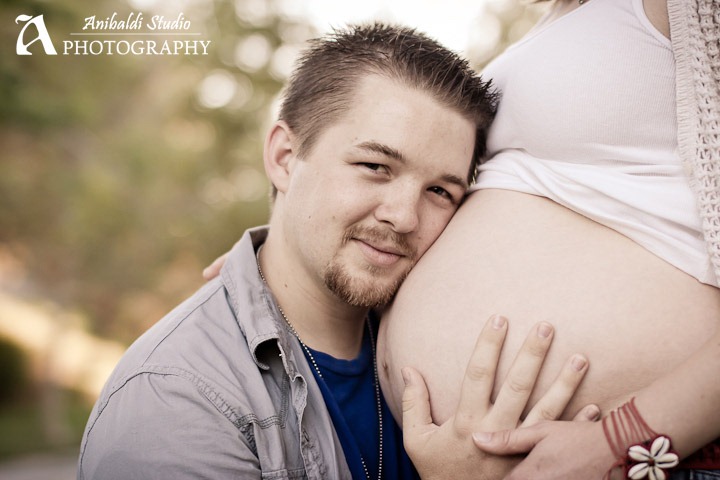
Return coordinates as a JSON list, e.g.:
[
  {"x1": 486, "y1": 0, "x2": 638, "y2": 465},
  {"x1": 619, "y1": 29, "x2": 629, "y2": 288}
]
[
  {"x1": 401, "y1": 315, "x2": 598, "y2": 480},
  {"x1": 202, "y1": 252, "x2": 228, "y2": 280},
  {"x1": 473, "y1": 420, "x2": 616, "y2": 480}
]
